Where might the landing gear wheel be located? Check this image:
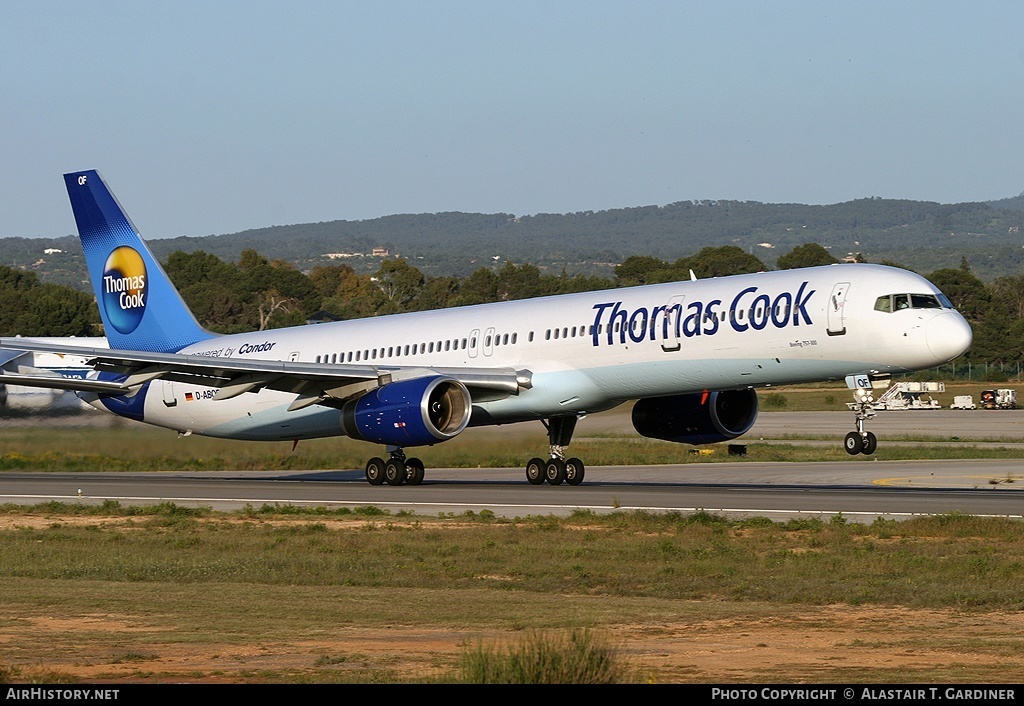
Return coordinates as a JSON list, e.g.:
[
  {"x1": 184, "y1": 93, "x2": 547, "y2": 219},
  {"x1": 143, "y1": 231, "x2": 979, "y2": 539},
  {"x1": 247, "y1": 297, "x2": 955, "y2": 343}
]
[
  {"x1": 565, "y1": 457, "x2": 585, "y2": 486},
  {"x1": 365, "y1": 457, "x2": 386, "y2": 485},
  {"x1": 405, "y1": 458, "x2": 425, "y2": 485},
  {"x1": 384, "y1": 458, "x2": 406, "y2": 485},
  {"x1": 545, "y1": 458, "x2": 567, "y2": 485},
  {"x1": 844, "y1": 432, "x2": 863, "y2": 455},
  {"x1": 860, "y1": 431, "x2": 877, "y2": 456},
  {"x1": 526, "y1": 457, "x2": 546, "y2": 485}
]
